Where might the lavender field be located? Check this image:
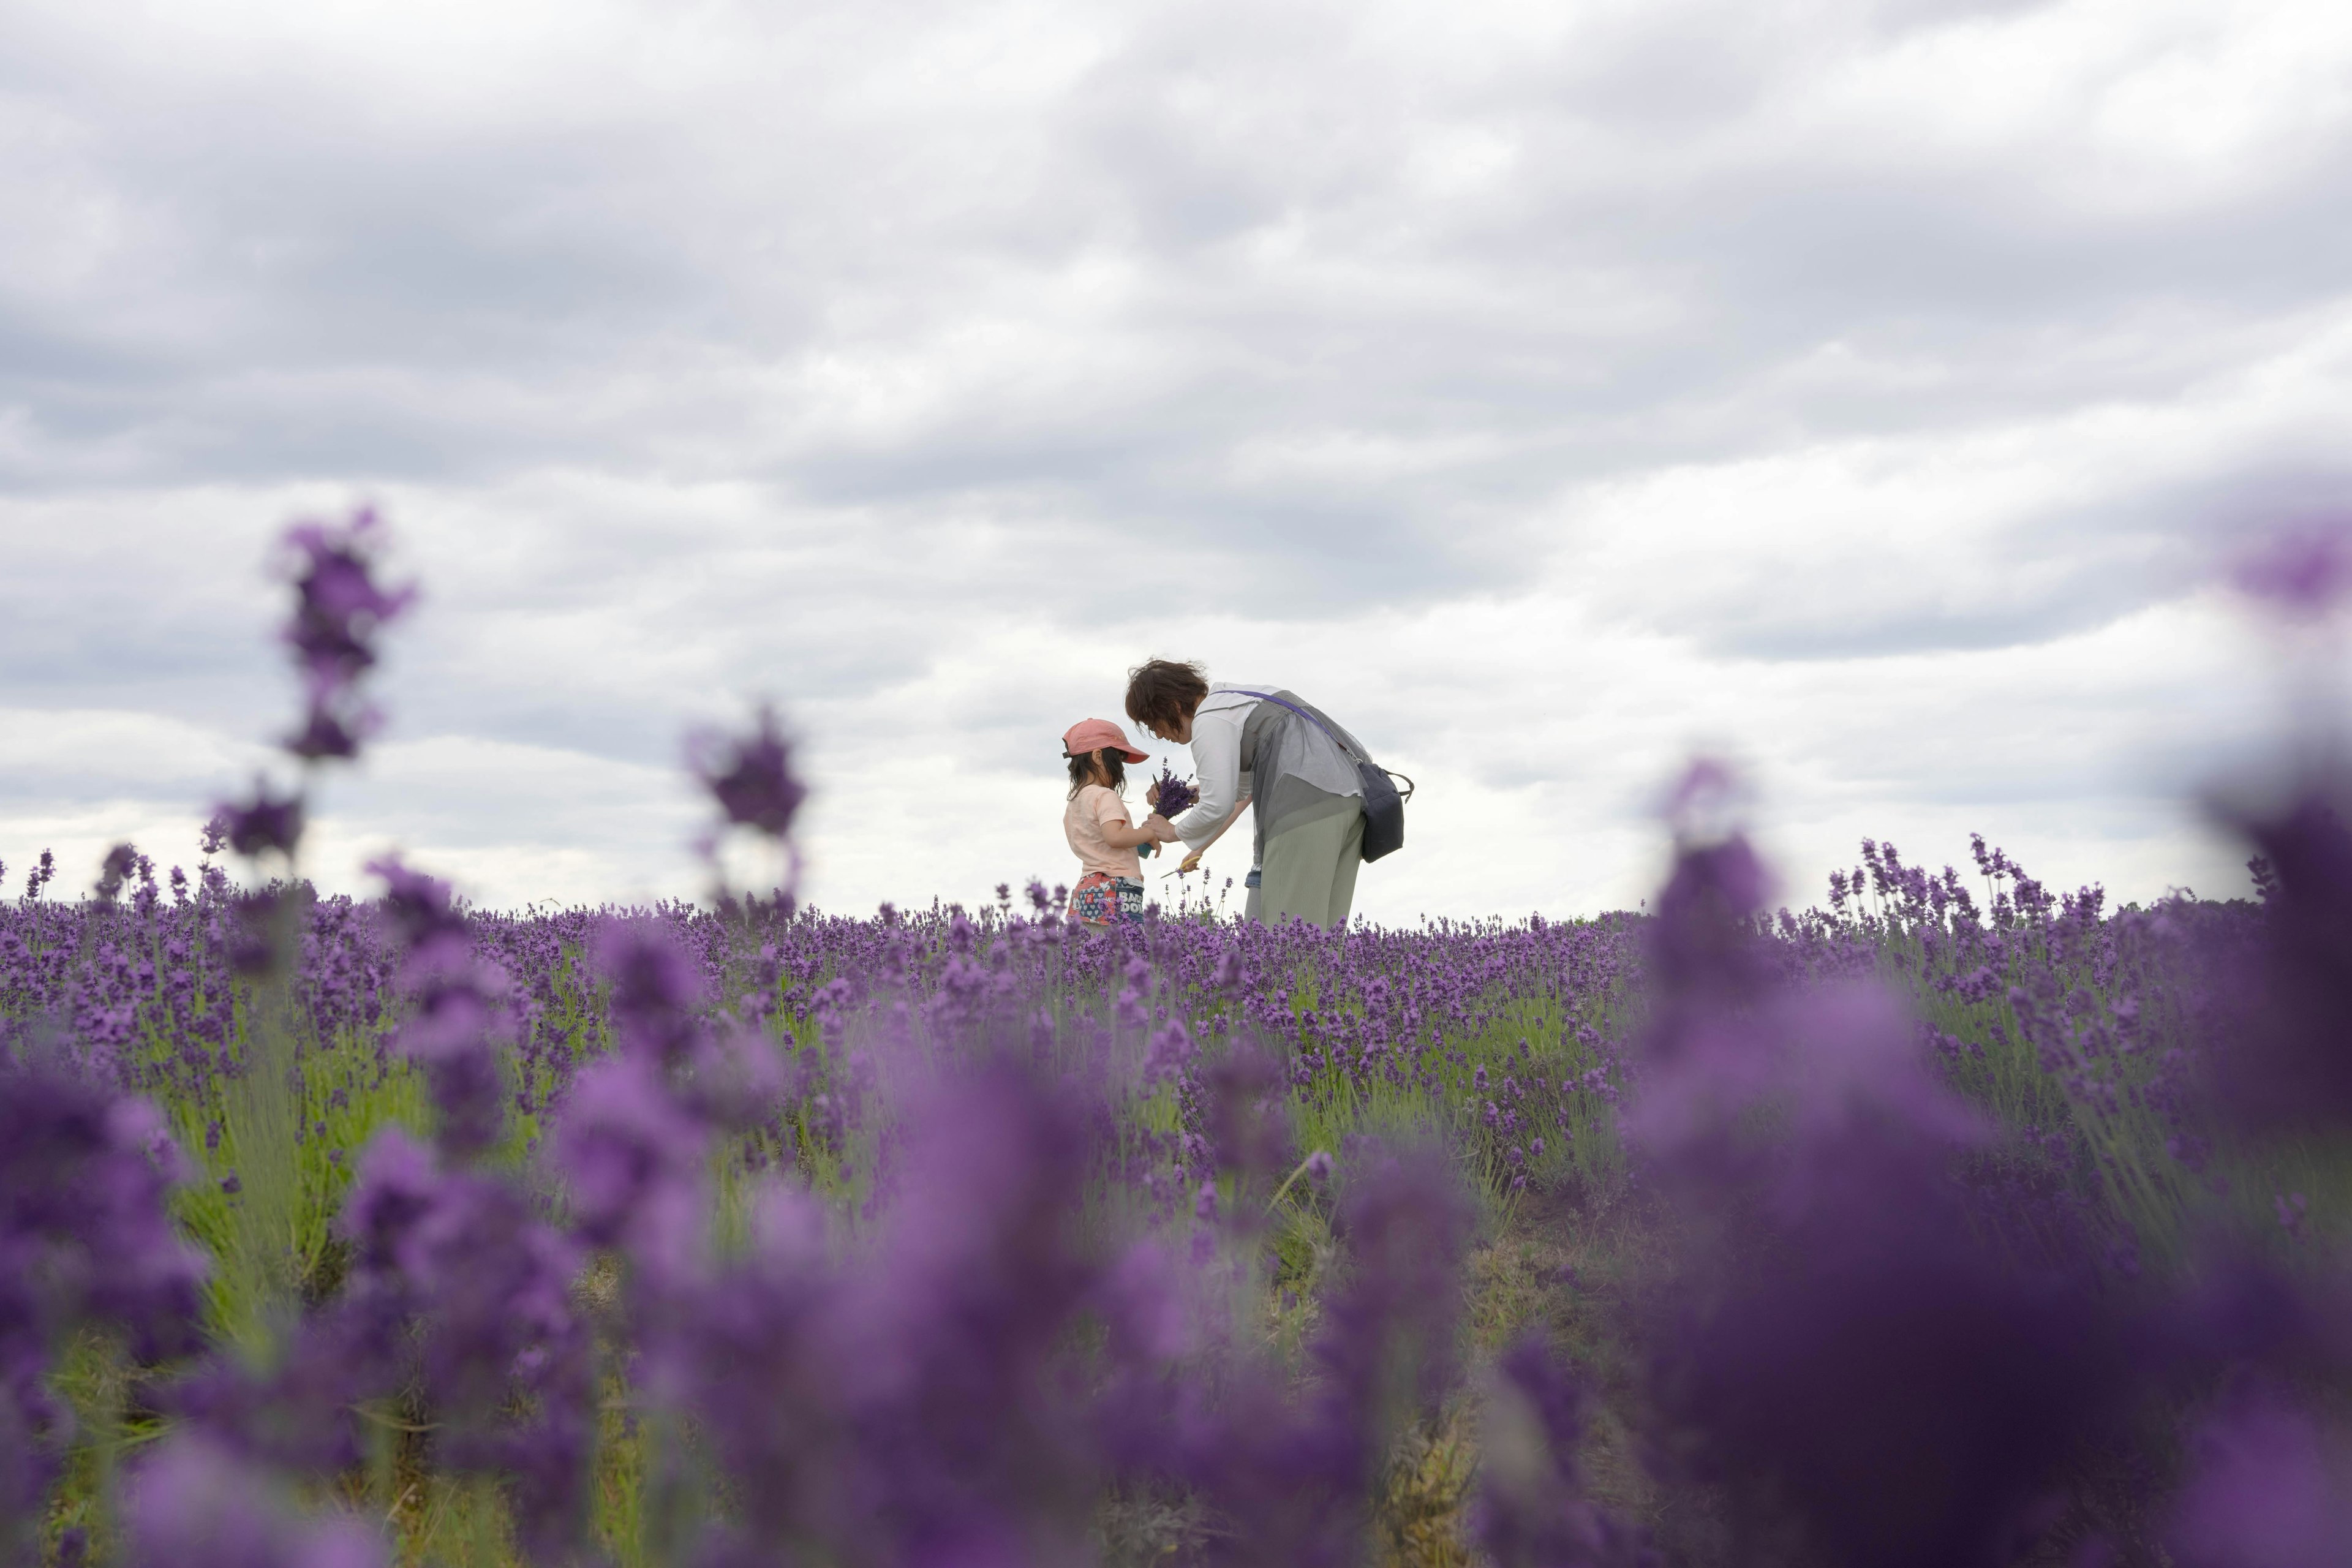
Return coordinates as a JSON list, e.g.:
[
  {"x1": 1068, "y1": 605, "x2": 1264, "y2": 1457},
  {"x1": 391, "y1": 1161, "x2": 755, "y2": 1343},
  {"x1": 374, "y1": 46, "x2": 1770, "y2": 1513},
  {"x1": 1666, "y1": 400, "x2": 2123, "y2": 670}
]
[{"x1": 4, "y1": 520, "x2": 2348, "y2": 1568}]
